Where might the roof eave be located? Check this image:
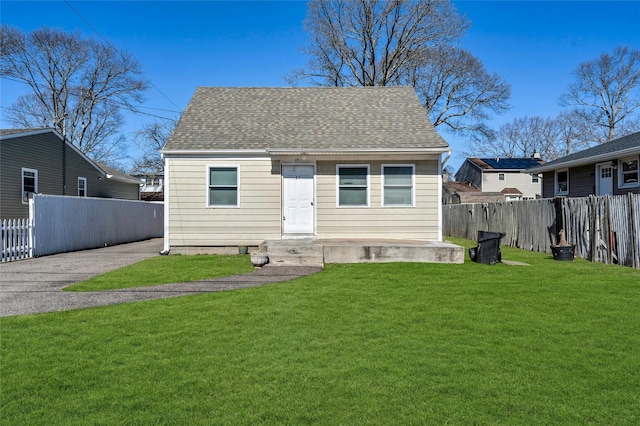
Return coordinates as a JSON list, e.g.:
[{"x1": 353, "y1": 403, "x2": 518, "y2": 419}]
[
  {"x1": 527, "y1": 146, "x2": 640, "y2": 173},
  {"x1": 106, "y1": 174, "x2": 144, "y2": 185},
  {"x1": 0, "y1": 128, "x2": 63, "y2": 140},
  {"x1": 266, "y1": 147, "x2": 450, "y2": 156},
  {"x1": 162, "y1": 147, "x2": 451, "y2": 157}
]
